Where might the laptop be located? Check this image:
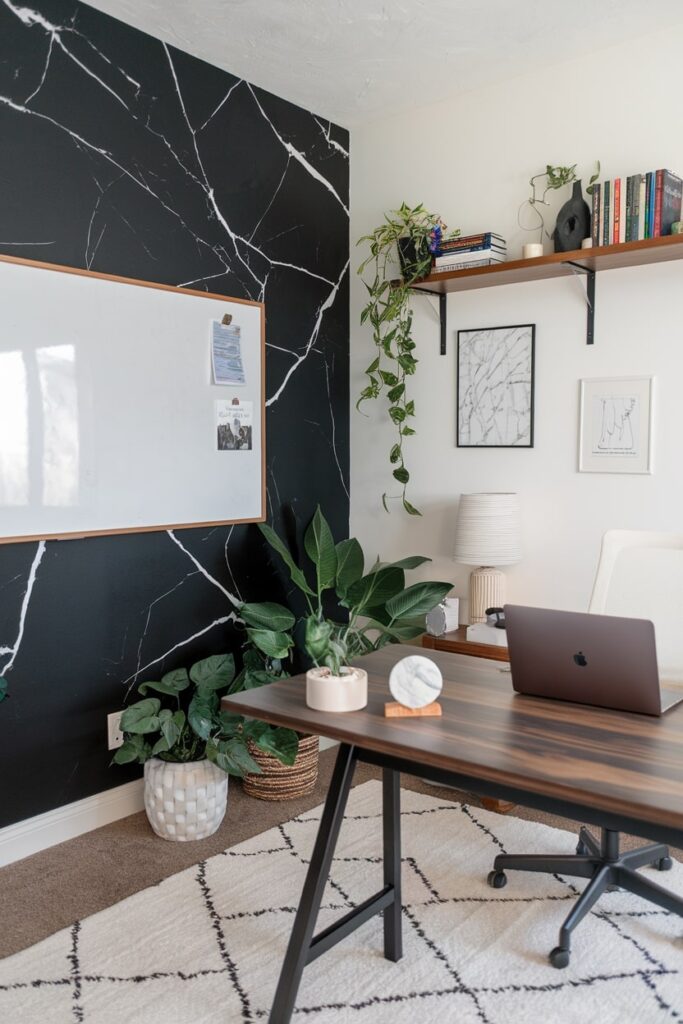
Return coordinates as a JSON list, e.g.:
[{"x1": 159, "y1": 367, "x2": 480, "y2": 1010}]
[{"x1": 504, "y1": 604, "x2": 683, "y2": 716}]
